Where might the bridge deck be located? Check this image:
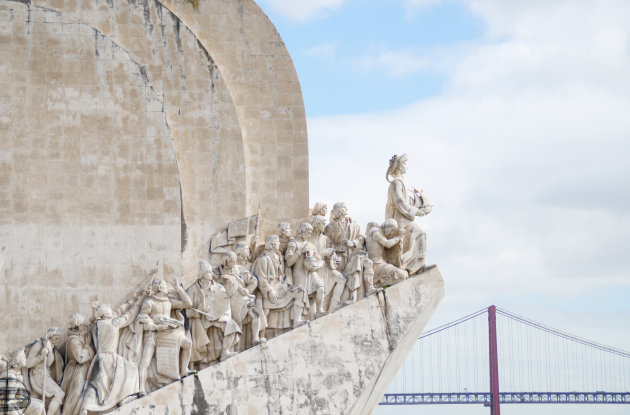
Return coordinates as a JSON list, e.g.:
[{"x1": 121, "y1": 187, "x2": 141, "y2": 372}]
[{"x1": 380, "y1": 392, "x2": 630, "y2": 405}]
